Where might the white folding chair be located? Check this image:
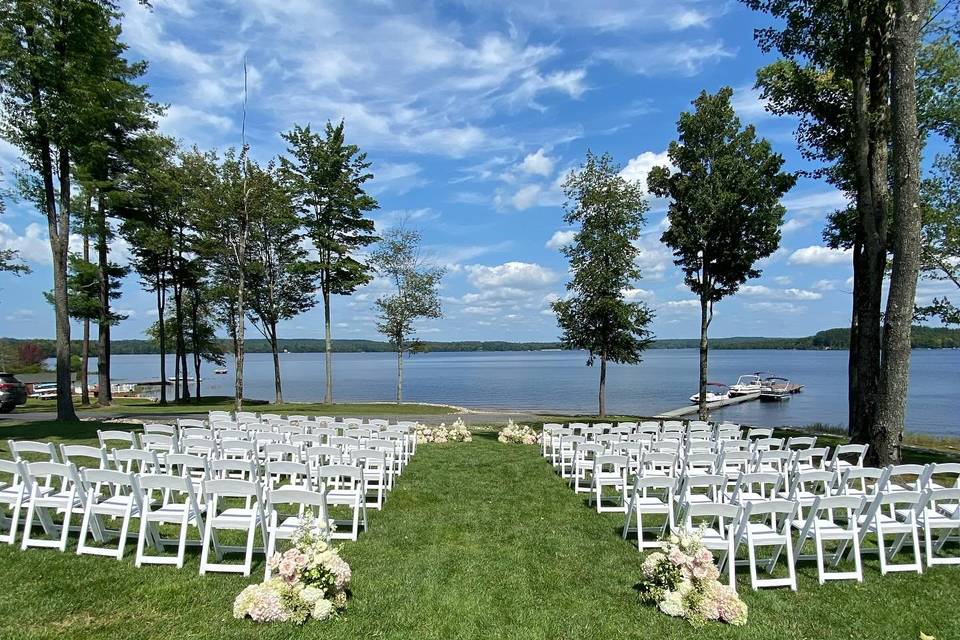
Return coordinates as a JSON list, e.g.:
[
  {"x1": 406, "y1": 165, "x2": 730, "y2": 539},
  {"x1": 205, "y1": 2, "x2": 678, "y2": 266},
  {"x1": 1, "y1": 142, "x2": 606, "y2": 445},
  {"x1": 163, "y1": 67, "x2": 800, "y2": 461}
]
[
  {"x1": 97, "y1": 429, "x2": 139, "y2": 454},
  {"x1": 857, "y1": 490, "x2": 923, "y2": 575},
  {"x1": 829, "y1": 444, "x2": 868, "y2": 474},
  {"x1": 135, "y1": 473, "x2": 207, "y2": 568},
  {"x1": 622, "y1": 476, "x2": 675, "y2": 550},
  {"x1": 59, "y1": 444, "x2": 109, "y2": 471},
  {"x1": 686, "y1": 502, "x2": 741, "y2": 589},
  {"x1": 0, "y1": 459, "x2": 33, "y2": 544},
  {"x1": 8, "y1": 440, "x2": 59, "y2": 463},
  {"x1": 734, "y1": 499, "x2": 798, "y2": 590},
  {"x1": 113, "y1": 448, "x2": 162, "y2": 475},
  {"x1": 76, "y1": 469, "x2": 142, "y2": 560},
  {"x1": 143, "y1": 423, "x2": 176, "y2": 436},
  {"x1": 590, "y1": 455, "x2": 628, "y2": 513},
  {"x1": 264, "y1": 487, "x2": 330, "y2": 580},
  {"x1": 916, "y1": 488, "x2": 960, "y2": 566},
  {"x1": 20, "y1": 461, "x2": 89, "y2": 552},
  {"x1": 317, "y1": 465, "x2": 368, "y2": 541},
  {"x1": 265, "y1": 460, "x2": 313, "y2": 491},
  {"x1": 200, "y1": 478, "x2": 268, "y2": 576},
  {"x1": 571, "y1": 443, "x2": 603, "y2": 494},
  {"x1": 349, "y1": 449, "x2": 387, "y2": 510},
  {"x1": 792, "y1": 495, "x2": 865, "y2": 583}
]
